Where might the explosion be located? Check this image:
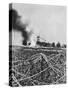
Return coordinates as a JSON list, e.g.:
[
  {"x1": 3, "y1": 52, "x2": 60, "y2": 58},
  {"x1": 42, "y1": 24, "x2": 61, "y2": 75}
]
[{"x1": 9, "y1": 9, "x2": 36, "y2": 47}]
